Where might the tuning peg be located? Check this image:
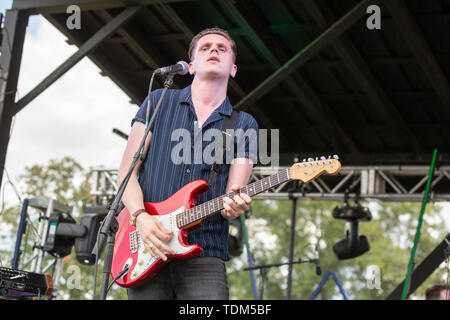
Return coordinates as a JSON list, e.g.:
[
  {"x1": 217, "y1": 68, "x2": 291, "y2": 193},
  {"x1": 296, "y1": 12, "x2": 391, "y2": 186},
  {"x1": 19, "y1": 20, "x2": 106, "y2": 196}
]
[
  {"x1": 320, "y1": 156, "x2": 326, "y2": 160},
  {"x1": 333, "y1": 155, "x2": 339, "y2": 160},
  {"x1": 303, "y1": 159, "x2": 306, "y2": 163},
  {"x1": 308, "y1": 158, "x2": 314, "y2": 162}
]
